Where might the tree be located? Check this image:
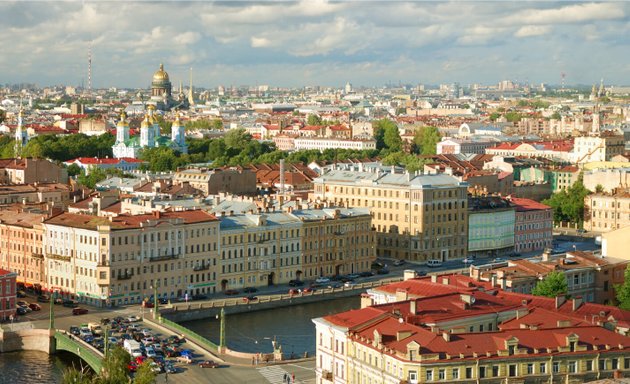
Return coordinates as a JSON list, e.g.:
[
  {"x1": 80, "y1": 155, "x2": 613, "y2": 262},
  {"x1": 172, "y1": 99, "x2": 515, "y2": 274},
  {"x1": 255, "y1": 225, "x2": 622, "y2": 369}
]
[
  {"x1": 412, "y1": 126, "x2": 440, "y2": 155},
  {"x1": 372, "y1": 119, "x2": 399, "y2": 151},
  {"x1": 532, "y1": 271, "x2": 568, "y2": 298},
  {"x1": 595, "y1": 184, "x2": 604, "y2": 193},
  {"x1": 133, "y1": 360, "x2": 157, "y2": 384},
  {"x1": 67, "y1": 163, "x2": 82, "y2": 177},
  {"x1": 551, "y1": 111, "x2": 561, "y2": 120},
  {"x1": 306, "y1": 114, "x2": 323, "y2": 126},
  {"x1": 615, "y1": 264, "x2": 630, "y2": 310},
  {"x1": 542, "y1": 174, "x2": 590, "y2": 225},
  {"x1": 61, "y1": 364, "x2": 93, "y2": 384},
  {"x1": 383, "y1": 124, "x2": 402, "y2": 152},
  {"x1": 99, "y1": 346, "x2": 131, "y2": 384},
  {"x1": 224, "y1": 128, "x2": 251, "y2": 150},
  {"x1": 77, "y1": 167, "x2": 107, "y2": 189}
]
